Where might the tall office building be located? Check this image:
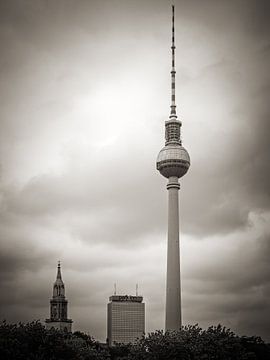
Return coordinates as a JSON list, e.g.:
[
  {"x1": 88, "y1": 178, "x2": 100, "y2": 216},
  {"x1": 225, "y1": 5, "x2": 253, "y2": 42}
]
[
  {"x1": 156, "y1": 6, "x2": 190, "y2": 331},
  {"x1": 45, "y1": 262, "x2": 73, "y2": 332},
  {"x1": 107, "y1": 294, "x2": 145, "y2": 346}
]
